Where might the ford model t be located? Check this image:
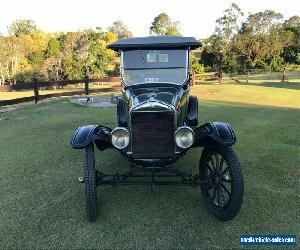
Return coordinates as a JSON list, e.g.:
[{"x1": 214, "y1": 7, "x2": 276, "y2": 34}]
[{"x1": 71, "y1": 36, "x2": 244, "y2": 222}]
